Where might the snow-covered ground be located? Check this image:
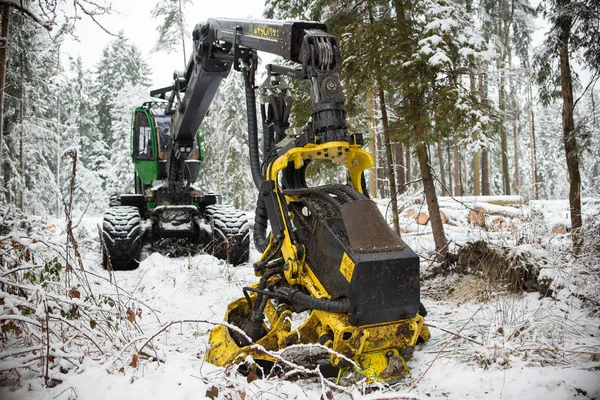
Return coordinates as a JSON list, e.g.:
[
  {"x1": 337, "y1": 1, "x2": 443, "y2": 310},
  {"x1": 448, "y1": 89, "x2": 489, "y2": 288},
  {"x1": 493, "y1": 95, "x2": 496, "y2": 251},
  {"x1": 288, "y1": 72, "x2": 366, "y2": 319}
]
[{"x1": 1, "y1": 197, "x2": 599, "y2": 399}]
